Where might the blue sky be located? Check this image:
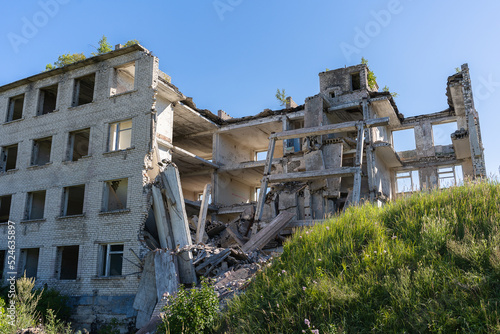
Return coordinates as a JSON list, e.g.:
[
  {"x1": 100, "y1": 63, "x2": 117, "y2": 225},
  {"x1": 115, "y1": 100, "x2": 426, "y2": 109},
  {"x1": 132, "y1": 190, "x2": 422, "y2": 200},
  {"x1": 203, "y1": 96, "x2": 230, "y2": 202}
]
[{"x1": 1, "y1": 0, "x2": 499, "y2": 176}]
